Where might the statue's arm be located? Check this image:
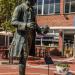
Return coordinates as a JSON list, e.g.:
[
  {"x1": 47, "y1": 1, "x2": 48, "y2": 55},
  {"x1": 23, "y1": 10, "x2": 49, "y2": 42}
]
[
  {"x1": 35, "y1": 18, "x2": 42, "y2": 34},
  {"x1": 32, "y1": 8, "x2": 42, "y2": 34},
  {"x1": 11, "y1": 6, "x2": 26, "y2": 27},
  {"x1": 35, "y1": 24, "x2": 42, "y2": 34}
]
